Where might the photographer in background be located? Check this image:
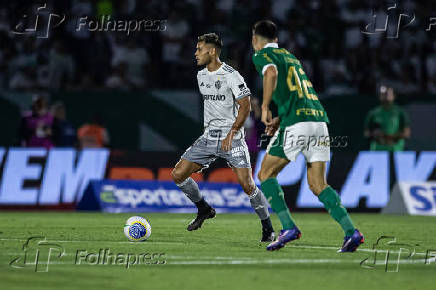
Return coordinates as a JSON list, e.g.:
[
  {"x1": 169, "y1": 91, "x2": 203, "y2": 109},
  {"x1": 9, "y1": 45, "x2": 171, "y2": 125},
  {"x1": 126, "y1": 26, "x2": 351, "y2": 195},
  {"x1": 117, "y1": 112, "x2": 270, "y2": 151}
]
[
  {"x1": 364, "y1": 86, "x2": 411, "y2": 151},
  {"x1": 19, "y1": 94, "x2": 54, "y2": 149}
]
